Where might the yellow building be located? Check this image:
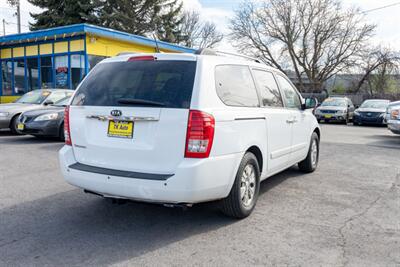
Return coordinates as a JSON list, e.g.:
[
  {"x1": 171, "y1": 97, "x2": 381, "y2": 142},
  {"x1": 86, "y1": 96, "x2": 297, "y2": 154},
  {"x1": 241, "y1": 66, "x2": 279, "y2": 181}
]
[{"x1": 0, "y1": 24, "x2": 195, "y2": 103}]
